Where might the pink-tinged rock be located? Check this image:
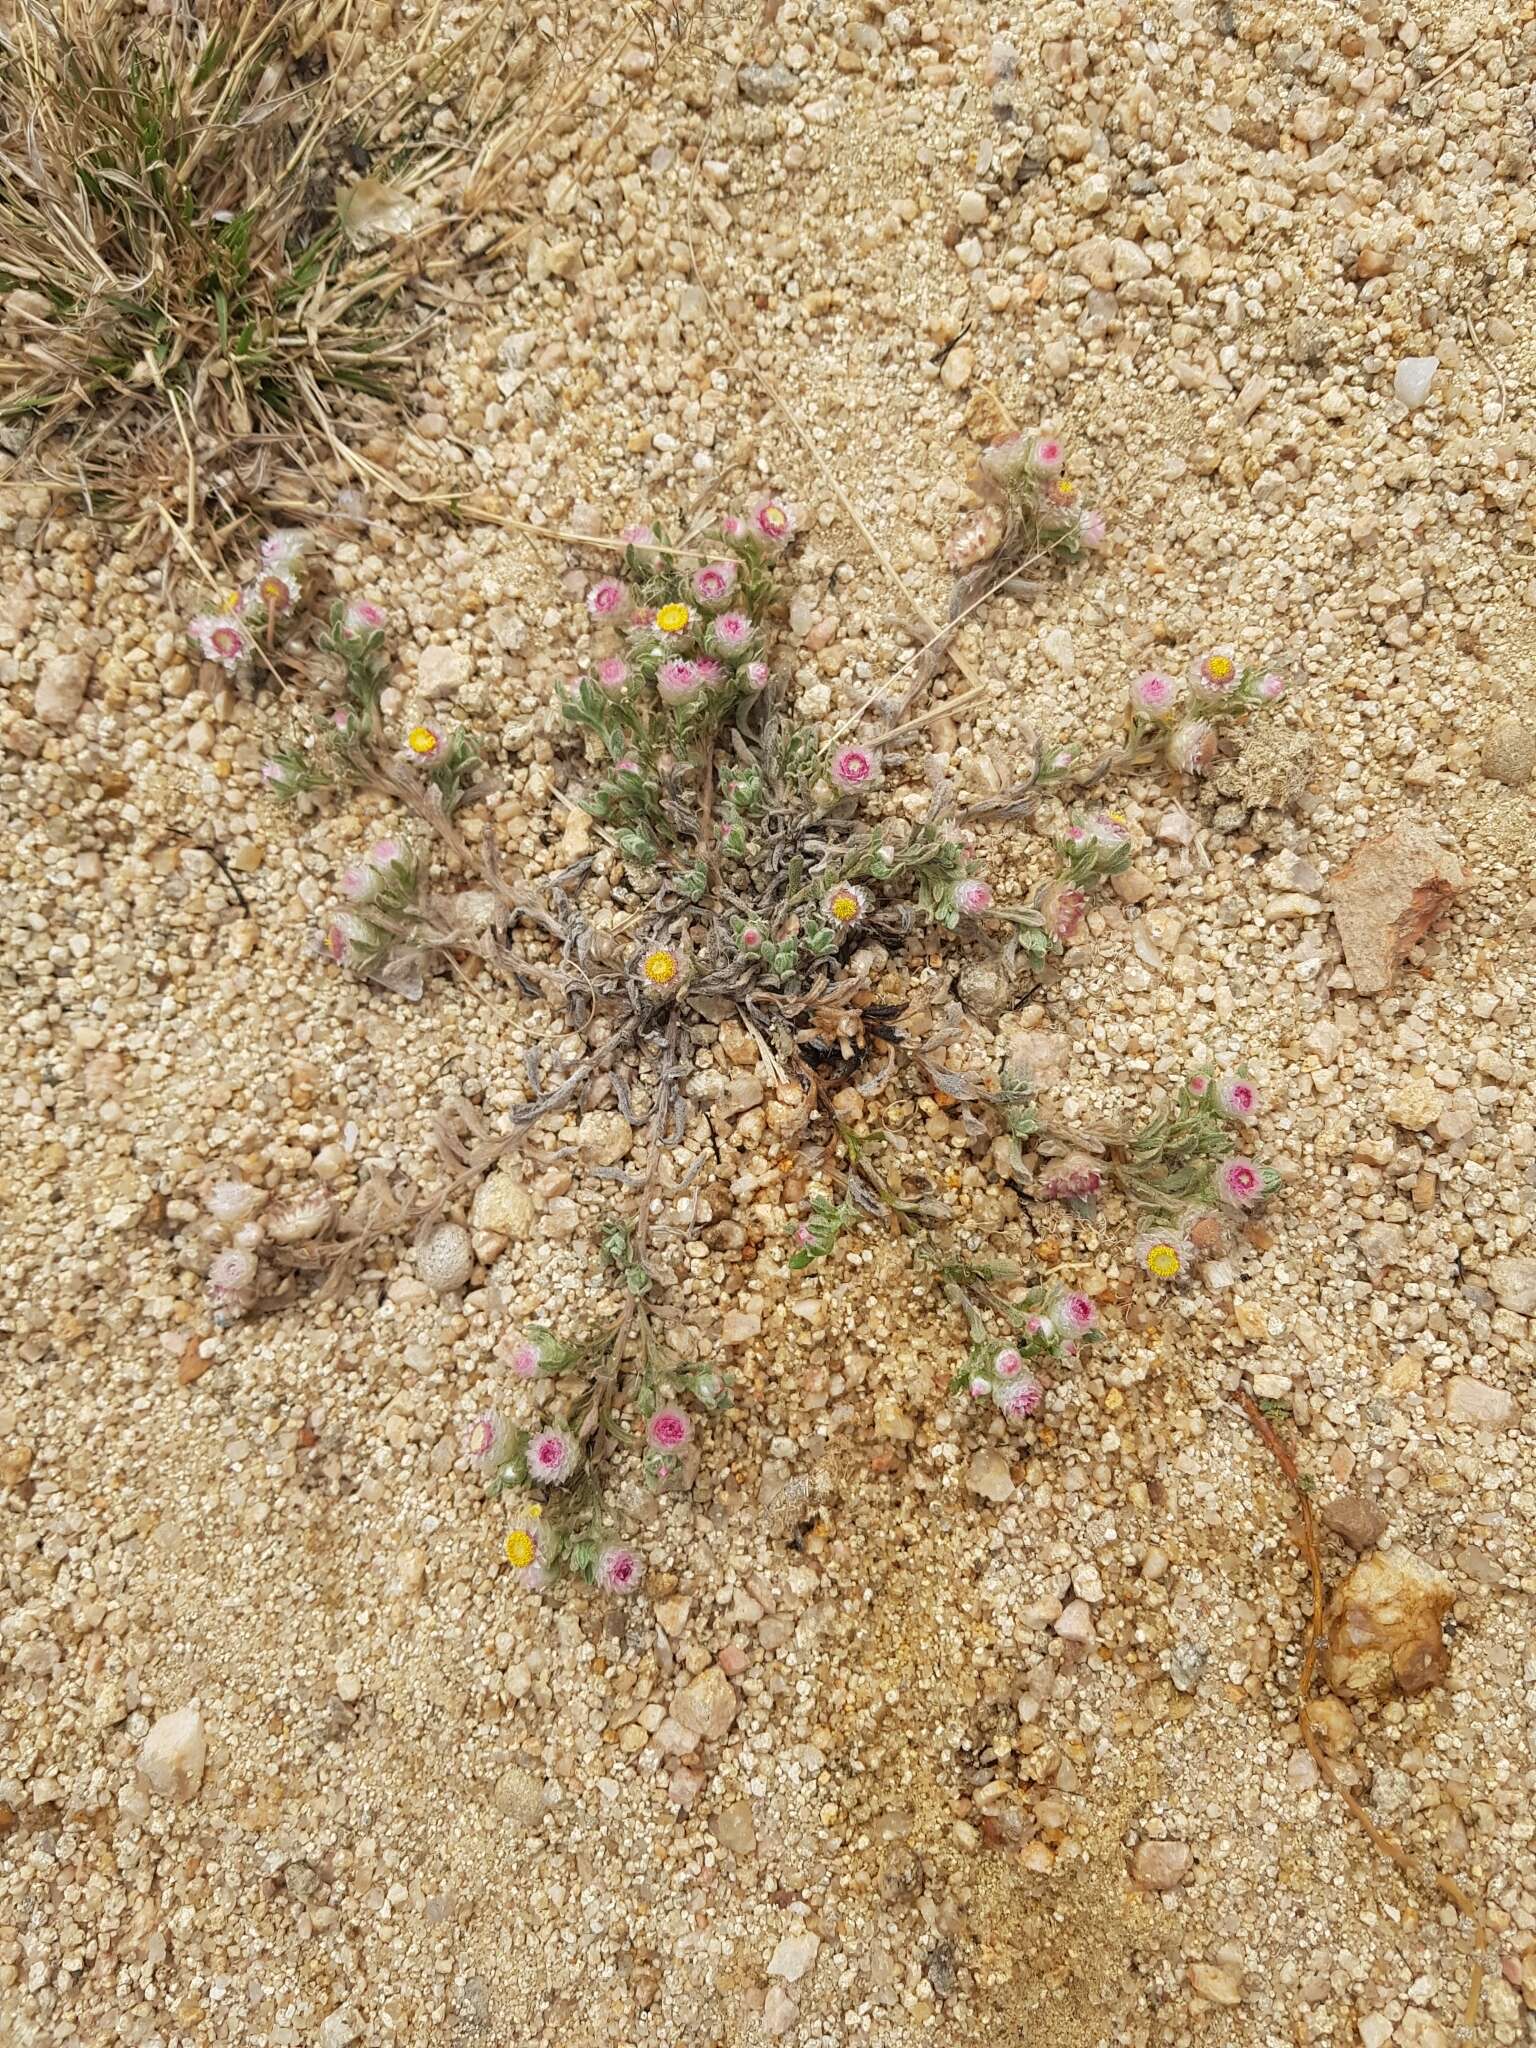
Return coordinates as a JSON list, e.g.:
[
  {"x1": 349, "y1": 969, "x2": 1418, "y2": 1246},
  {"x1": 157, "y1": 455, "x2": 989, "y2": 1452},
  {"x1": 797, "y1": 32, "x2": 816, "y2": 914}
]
[
  {"x1": 1445, "y1": 1376, "x2": 1518, "y2": 1429},
  {"x1": 1327, "y1": 819, "x2": 1463, "y2": 994}
]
